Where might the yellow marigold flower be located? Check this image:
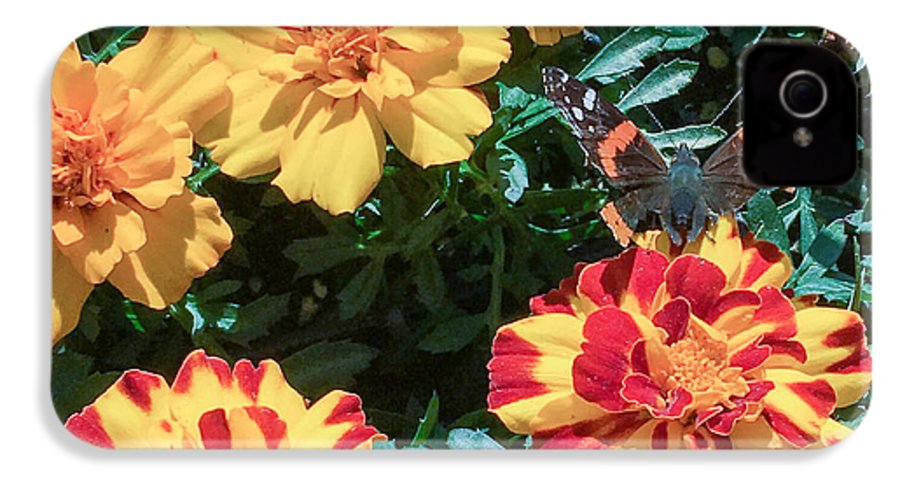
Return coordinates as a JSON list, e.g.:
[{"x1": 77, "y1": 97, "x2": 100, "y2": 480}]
[
  {"x1": 487, "y1": 215, "x2": 870, "y2": 449},
  {"x1": 526, "y1": 27, "x2": 583, "y2": 46},
  {"x1": 192, "y1": 27, "x2": 511, "y2": 214},
  {"x1": 51, "y1": 28, "x2": 234, "y2": 343},
  {"x1": 65, "y1": 349, "x2": 387, "y2": 449}
]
